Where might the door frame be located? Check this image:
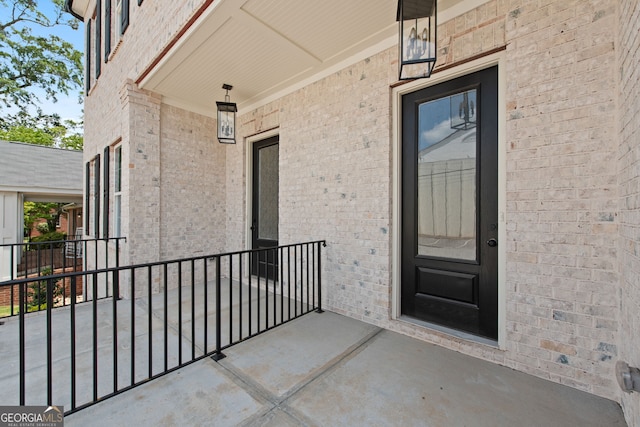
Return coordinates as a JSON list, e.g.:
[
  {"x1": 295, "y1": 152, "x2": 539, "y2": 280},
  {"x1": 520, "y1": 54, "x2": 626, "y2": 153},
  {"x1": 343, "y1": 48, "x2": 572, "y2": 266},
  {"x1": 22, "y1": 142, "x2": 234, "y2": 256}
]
[
  {"x1": 245, "y1": 128, "x2": 280, "y2": 254},
  {"x1": 391, "y1": 52, "x2": 506, "y2": 346}
]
